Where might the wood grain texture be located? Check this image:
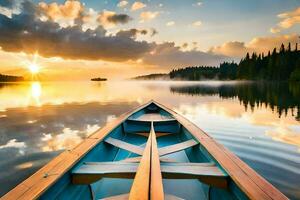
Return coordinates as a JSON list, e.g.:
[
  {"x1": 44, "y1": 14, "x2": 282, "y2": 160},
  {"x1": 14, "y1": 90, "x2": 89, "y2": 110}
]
[
  {"x1": 130, "y1": 132, "x2": 172, "y2": 138},
  {"x1": 105, "y1": 137, "x2": 144, "y2": 155},
  {"x1": 128, "y1": 122, "x2": 152, "y2": 200},
  {"x1": 150, "y1": 122, "x2": 164, "y2": 200},
  {"x1": 158, "y1": 139, "x2": 198, "y2": 156}
]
